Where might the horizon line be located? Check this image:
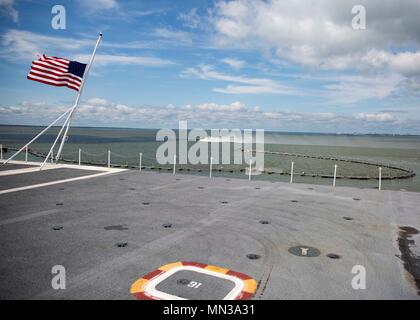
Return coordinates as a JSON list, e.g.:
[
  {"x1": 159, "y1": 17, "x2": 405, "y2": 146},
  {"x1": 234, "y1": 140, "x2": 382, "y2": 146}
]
[{"x1": 0, "y1": 123, "x2": 419, "y2": 137}]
